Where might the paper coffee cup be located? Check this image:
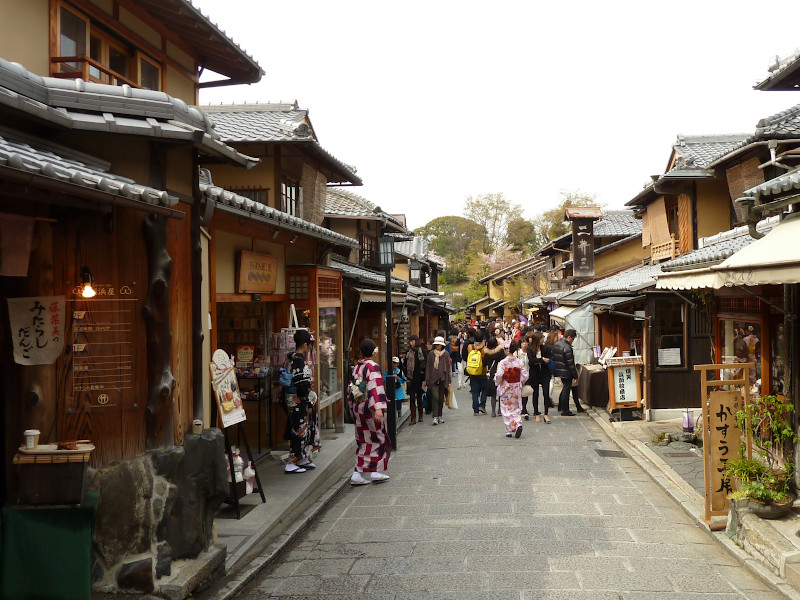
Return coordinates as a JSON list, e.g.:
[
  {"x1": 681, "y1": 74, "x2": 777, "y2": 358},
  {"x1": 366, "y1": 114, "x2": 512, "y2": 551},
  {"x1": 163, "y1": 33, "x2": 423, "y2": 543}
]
[{"x1": 23, "y1": 429, "x2": 40, "y2": 449}]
